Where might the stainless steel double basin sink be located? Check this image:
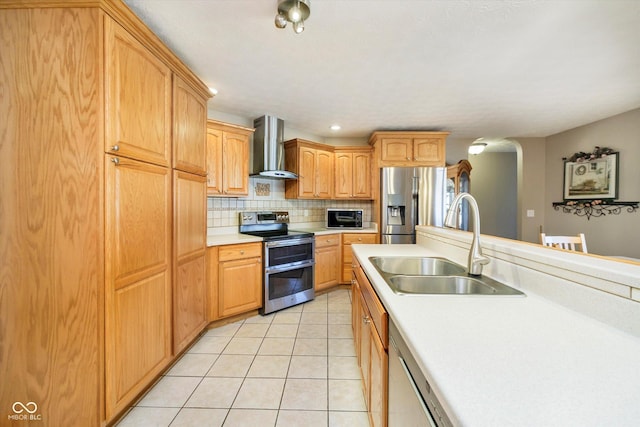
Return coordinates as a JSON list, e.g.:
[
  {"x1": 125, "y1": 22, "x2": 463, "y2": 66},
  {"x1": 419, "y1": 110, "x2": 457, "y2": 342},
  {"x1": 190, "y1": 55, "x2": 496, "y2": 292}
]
[{"x1": 369, "y1": 257, "x2": 524, "y2": 296}]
